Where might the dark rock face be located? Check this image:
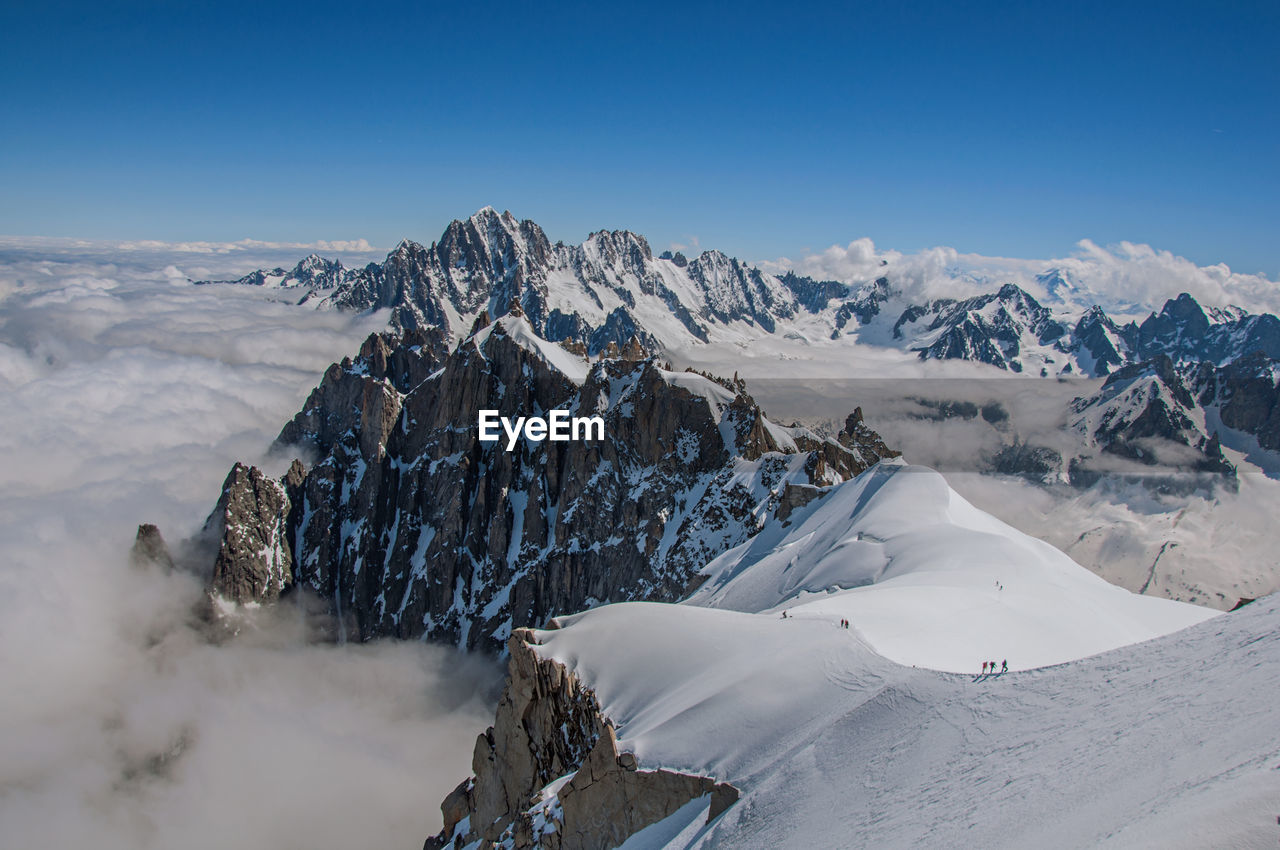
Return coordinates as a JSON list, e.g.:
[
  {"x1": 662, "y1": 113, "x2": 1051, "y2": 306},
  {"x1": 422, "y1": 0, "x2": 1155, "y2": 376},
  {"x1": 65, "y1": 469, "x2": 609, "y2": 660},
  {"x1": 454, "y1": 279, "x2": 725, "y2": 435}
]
[
  {"x1": 777, "y1": 271, "x2": 850, "y2": 314},
  {"x1": 889, "y1": 288, "x2": 1280, "y2": 379},
  {"x1": 893, "y1": 284, "x2": 1066, "y2": 372},
  {"x1": 830, "y1": 277, "x2": 893, "y2": 338},
  {"x1": 276, "y1": 327, "x2": 449, "y2": 459},
  {"x1": 201, "y1": 315, "x2": 898, "y2": 650},
  {"x1": 1187, "y1": 353, "x2": 1280, "y2": 452},
  {"x1": 1070, "y1": 306, "x2": 1136, "y2": 375},
  {"x1": 130, "y1": 523, "x2": 176, "y2": 570},
  {"x1": 198, "y1": 208, "x2": 805, "y2": 355},
  {"x1": 199, "y1": 209, "x2": 1280, "y2": 385},
  {"x1": 1135, "y1": 293, "x2": 1280, "y2": 366},
  {"x1": 1068, "y1": 356, "x2": 1235, "y2": 488},
  {"x1": 680, "y1": 250, "x2": 796, "y2": 334},
  {"x1": 205, "y1": 461, "x2": 305, "y2": 605},
  {"x1": 991, "y1": 441, "x2": 1063, "y2": 482},
  {"x1": 422, "y1": 629, "x2": 739, "y2": 850}
]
